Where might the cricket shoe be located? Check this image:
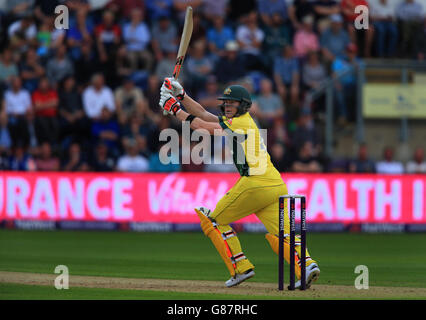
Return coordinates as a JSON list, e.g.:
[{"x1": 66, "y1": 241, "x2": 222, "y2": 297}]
[
  {"x1": 225, "y1": 269, "x2": 255, "y2": 288},
  {"x1": 295, "y1": 263, "x2": 320, "y2": 289}
]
